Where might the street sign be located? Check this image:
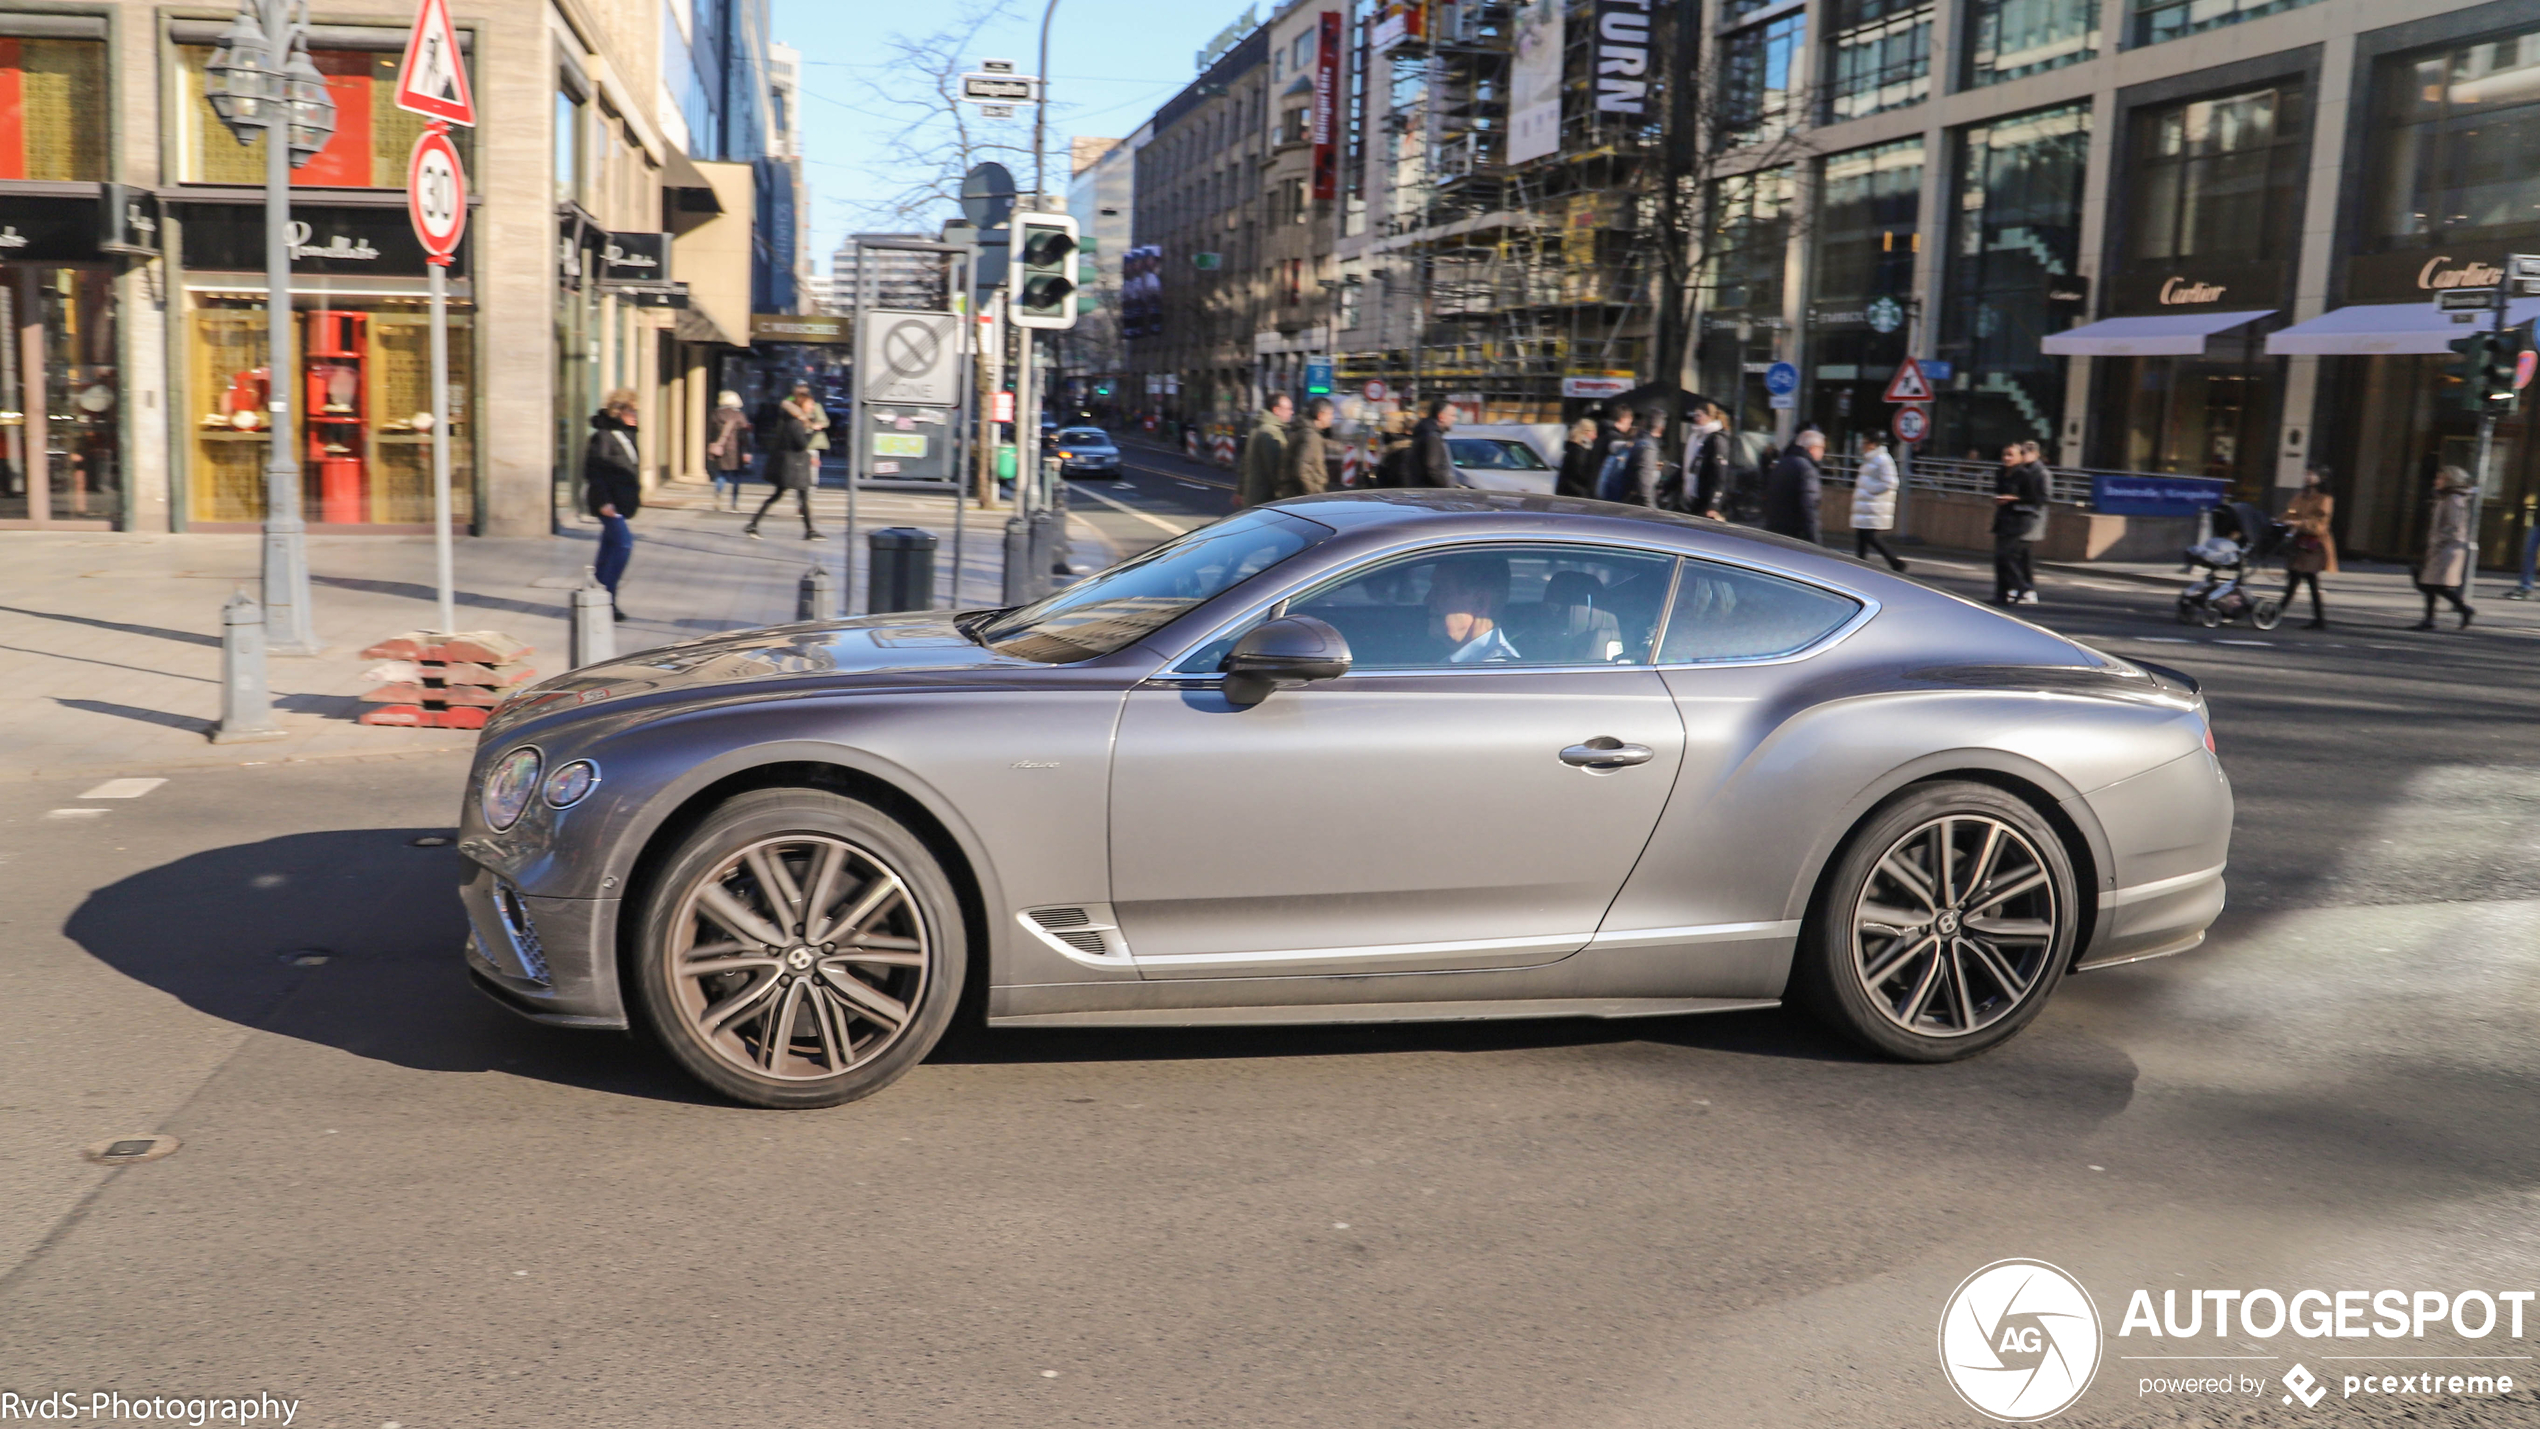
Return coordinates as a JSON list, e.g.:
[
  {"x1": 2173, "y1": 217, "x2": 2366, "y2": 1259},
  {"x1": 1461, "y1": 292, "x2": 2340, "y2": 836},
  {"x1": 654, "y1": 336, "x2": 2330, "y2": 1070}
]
[
  {"x1": 2513, "y1": 253, "x2": 2540, "y2": 296},
  {"x1": 1883, "y1": 357, "x2": 1933, "y2": 403},
  {"x1": 2437, "y1": 288, "x2": 2499, "y2": 313},
  {"x1": 1921, "y1": 359, "x2": 1953, "y2": 381},
  {"x1": 1891, "y1": 404, "x2": 1927, "y2": 444},
  {"x1": 960, "y1": 162, "x2": 1016, "y2": 231},
  {"x1": 961, "y1": 73, "x2": 1041, "y2": 105},
  {"x1": 857, "y1": 310, "x2": 963, "y2": 407},
  {"x1": 392, "y1": 0, "x2": 476, "y2": 126},
  {"x1": 1304, "y1": 359, "x2": 1334, "y2": 396},
  {"x1": 2519, "y1": 348, "x2": 2537, "y2": 392},
  {"x1": 1763, "y1": 361, "x2": 1799, "y2": 397},
  {"x1": 993, "y1": 390, "x2": 1016, "y2": 423},
  {"x1": 405, "y1": 126, "x2": 466, "y2": 262},
  {"x1": 1362, "y1": 379, "x2": 1389, "y2": 403},
  {"x1": 1561, "y1": 375, "x2": 1633, "y2": 399}
]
